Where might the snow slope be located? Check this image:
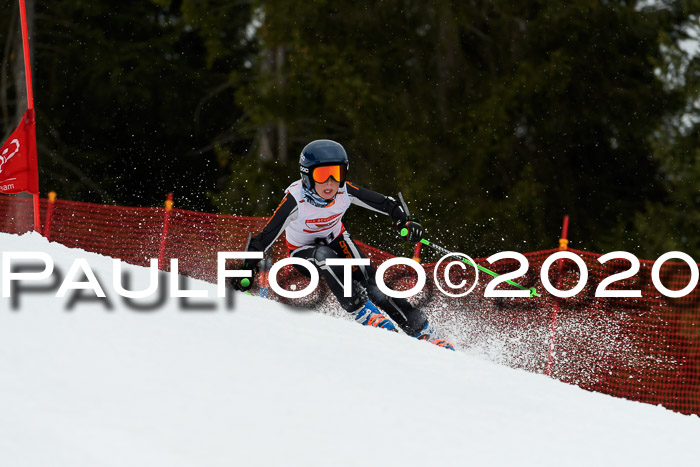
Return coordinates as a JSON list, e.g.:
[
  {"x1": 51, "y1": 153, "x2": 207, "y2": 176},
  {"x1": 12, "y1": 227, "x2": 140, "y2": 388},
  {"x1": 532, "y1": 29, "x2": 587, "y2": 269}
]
[{"x1": 1, "y1": 232, "x2": 699, "y2": 467}]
